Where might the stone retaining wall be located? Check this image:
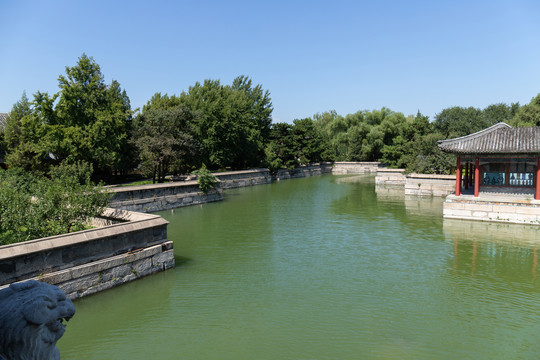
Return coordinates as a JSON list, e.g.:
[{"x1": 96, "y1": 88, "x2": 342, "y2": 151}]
[
  {"x1": 332, "y1": 162, "x2": 380, "y2": 174},
  {"x1": 274, "y1": 163, "x2": 333, "y2": 180},
  {"x1": 443, "y1": 195, "x2": 540, "y2": 225},
  {"x1": 109, "y1": 169, "x2": 273, "y2": 212},
  {"x1": 375, "y1": 168, "x2": 407, "y2": 186},
  {"x1": 214, "y1": 169, "x2": 272, "y2": 189},
  {"x1": 405, "y1": 174, "x2": 455, "y2": 197},
  {"x1": 0, "y1": 209, "x2": 174, "y2": 300},
  {"x1": 109, "y1": 181, "x2": 222, "y2": 212}
]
